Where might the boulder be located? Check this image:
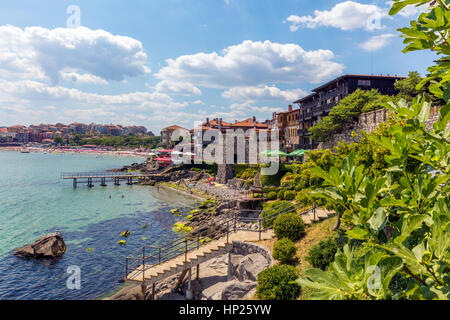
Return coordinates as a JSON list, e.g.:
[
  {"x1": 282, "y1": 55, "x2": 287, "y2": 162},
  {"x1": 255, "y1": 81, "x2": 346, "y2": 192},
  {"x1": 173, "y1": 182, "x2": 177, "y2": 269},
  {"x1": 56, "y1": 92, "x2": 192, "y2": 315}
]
[
  {"x1": 14, "y1": 232, "x2": 66, "y2": 259},
  {"x1": 104, "y1": 285, "x2": 144, "y2": 300},
  {"x1": 221, "y1": 280, "x2": 257, "y2": 300},
  {"x1": 201, "y1": 279, "x2": 256, "y2": 300},
  {"x1": 235, "y1": 253, "x2": 269, "y2": 282}
]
